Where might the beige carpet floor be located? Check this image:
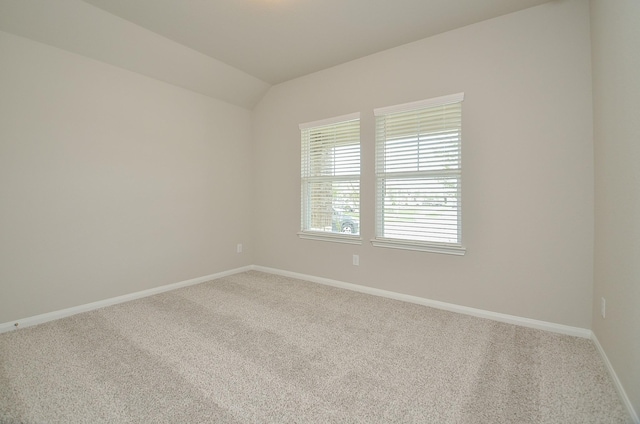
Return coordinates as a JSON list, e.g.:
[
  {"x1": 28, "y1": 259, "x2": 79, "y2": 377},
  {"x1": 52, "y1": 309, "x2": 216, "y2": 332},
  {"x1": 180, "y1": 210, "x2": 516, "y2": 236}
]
[{"x1": 0, "y1": 271, "x2": 631, "y2": 423}]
